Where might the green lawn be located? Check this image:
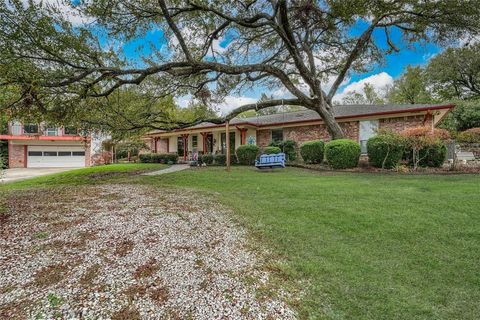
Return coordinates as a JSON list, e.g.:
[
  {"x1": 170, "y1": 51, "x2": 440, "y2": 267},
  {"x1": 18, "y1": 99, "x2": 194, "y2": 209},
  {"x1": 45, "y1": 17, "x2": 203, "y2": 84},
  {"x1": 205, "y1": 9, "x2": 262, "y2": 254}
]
[
  {"x1": 143, "y1": 167, "x2": 480, "y2": 320},
  {"x1": 2, "y1": 165, "x2": 479, "y2": 319}
]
